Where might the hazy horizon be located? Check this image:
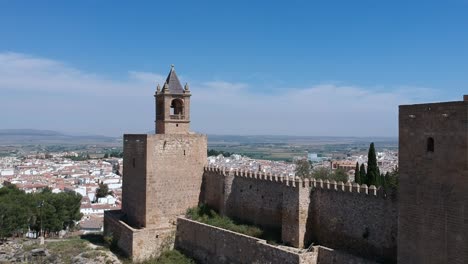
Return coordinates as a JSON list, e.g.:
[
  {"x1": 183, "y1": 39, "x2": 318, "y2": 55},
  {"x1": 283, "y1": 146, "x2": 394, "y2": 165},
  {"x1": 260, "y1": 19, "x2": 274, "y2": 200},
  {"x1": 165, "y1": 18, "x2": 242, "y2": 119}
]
[{"x1": 0, "y1": 128, "x2": 399, "y2": 140}]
